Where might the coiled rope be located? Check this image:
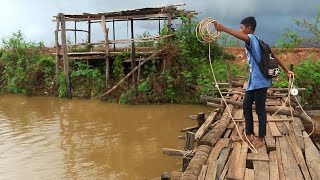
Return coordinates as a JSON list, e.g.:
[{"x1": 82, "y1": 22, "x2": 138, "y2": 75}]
[
  {"x1": 272, "y1": 74, "x2": 315, "y2": 137},
  {"x1": 196, "y1": 18, "x2": 258, "y2": 153}
]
